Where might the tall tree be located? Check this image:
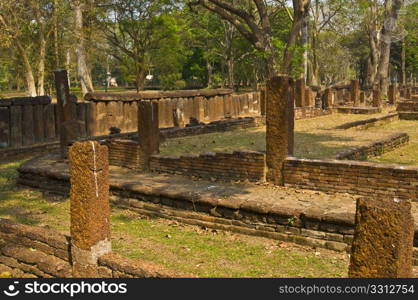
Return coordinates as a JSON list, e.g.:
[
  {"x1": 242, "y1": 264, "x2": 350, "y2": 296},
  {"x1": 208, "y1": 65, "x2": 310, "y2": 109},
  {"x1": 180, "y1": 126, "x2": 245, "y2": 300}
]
[
  {"x1": 72, "y1": 0, "x2": 94, "y2": 94},
  {"x1": 191, "y1": 0, "x2": 311, "y2": 77}
]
